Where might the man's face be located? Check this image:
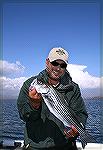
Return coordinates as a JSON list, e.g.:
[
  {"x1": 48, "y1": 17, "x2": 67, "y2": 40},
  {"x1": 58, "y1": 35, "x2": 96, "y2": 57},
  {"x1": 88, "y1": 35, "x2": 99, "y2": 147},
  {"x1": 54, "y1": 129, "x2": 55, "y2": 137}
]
[{"x1": 46, "y1": 58, "x2": 67, "y2": 80}]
